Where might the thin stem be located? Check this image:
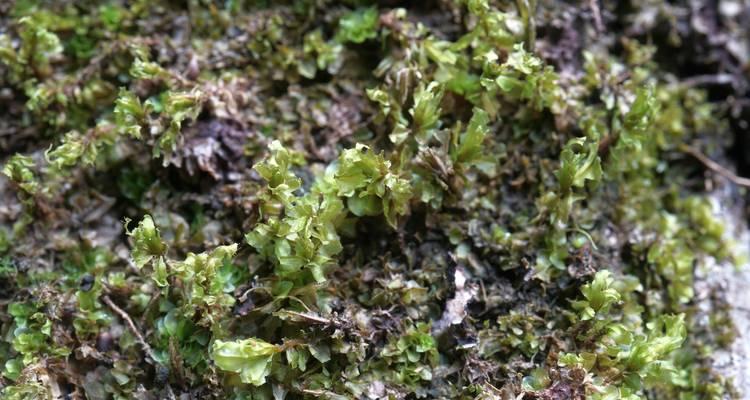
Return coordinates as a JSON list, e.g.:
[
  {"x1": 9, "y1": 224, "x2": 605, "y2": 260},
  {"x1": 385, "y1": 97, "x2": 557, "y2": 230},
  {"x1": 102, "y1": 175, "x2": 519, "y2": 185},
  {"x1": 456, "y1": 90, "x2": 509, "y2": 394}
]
[
  {"x1": 680, "y1": 144, "x2": 750, "y2": 188},
  {"x1": 102, "y1": 295, "x2": 159, "y2": 364}
]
